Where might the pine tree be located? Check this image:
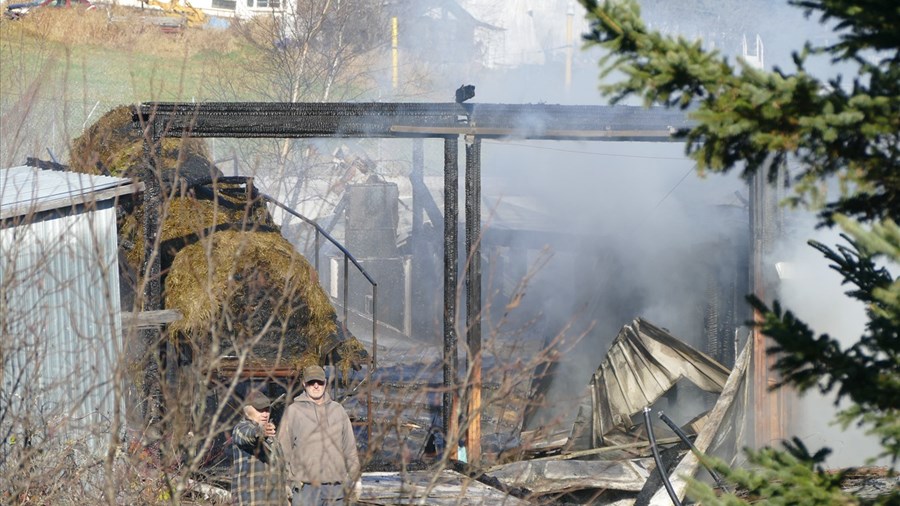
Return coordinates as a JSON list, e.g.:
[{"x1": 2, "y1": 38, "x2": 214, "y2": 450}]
[{"x1": 577, "y1": 0, "x2": 899, "y2": 503}]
